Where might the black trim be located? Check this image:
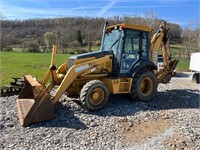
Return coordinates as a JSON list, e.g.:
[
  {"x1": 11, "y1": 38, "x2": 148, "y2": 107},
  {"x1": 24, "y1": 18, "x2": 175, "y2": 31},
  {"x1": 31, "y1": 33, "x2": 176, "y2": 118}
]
[
  {"x1": 69, "y1": 51, "x2": 113, "y2": 59},
  {"x1": 51, "y1": 65, "x2": 56, "y2": 70},
  {"x1": 129, "y1": 60, "x2": 157, "y2": 77}
]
